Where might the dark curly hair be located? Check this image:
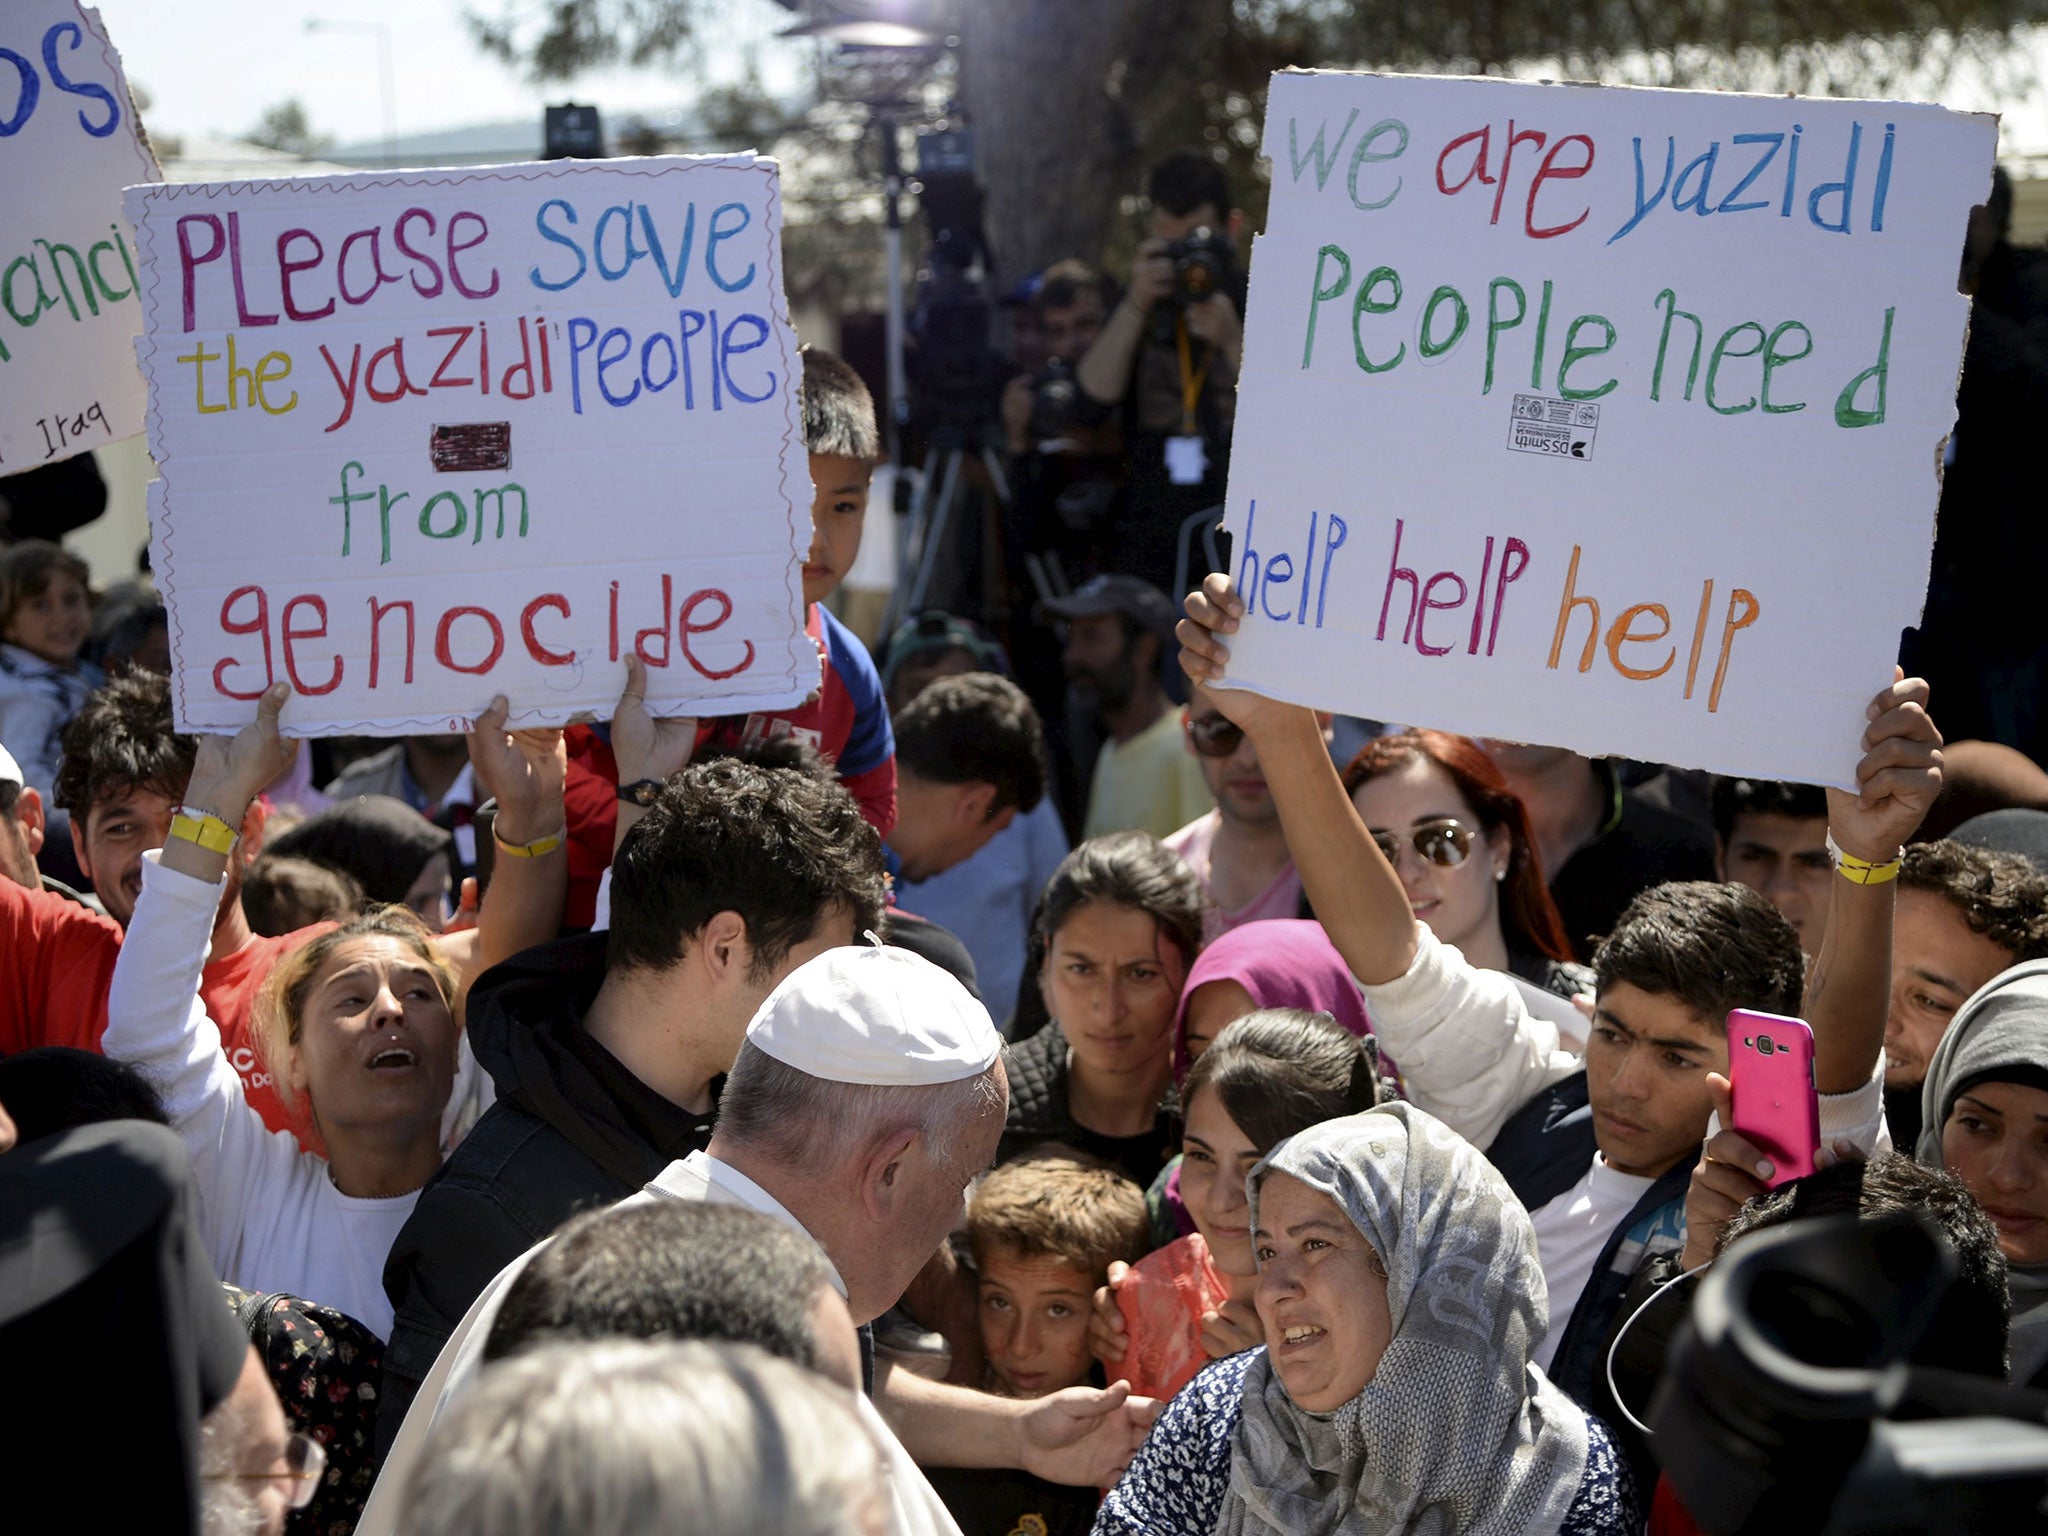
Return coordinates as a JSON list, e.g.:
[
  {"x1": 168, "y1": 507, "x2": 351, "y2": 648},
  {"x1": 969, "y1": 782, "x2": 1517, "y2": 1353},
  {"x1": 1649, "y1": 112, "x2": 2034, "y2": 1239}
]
[
  {"x1": 607, "y1": 756, "x2": 886, "y2": 979},
  {"x1": 1593, "y1": 880, "x2": 1805, "y2": 1020},
  {"x1": 1900, "y1": 840, "x2": 2048, "y2": 962},
  {"x1": 54, "y1": 670, "x2": 195, "y2": 818}
]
